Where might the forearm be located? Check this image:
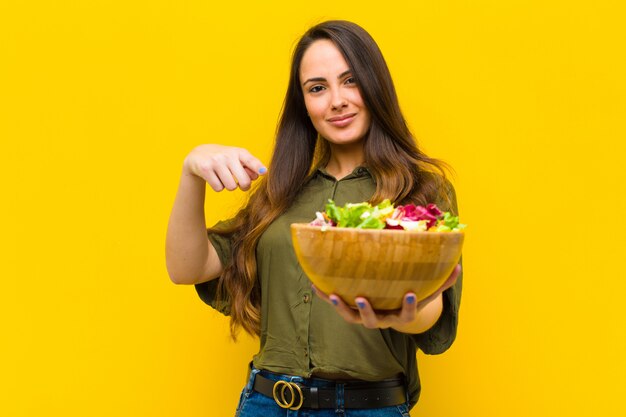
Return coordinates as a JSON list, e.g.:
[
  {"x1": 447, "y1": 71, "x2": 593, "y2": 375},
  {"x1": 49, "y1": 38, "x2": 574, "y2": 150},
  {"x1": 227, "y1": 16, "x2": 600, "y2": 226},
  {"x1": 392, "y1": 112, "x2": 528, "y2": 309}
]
[
  {"x1": 165, "y1": 168, "x2": 214, "y2": 284},
  {"x1": 391, "y1": 293, "x2": 444, "y2": 334}
]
